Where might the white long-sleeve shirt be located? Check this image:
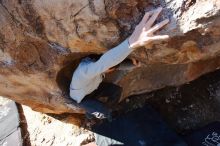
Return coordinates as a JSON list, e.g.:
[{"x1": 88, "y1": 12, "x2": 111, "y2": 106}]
[{"x1": 69, "y1": 39, "x2": 133, "y2": 103}]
